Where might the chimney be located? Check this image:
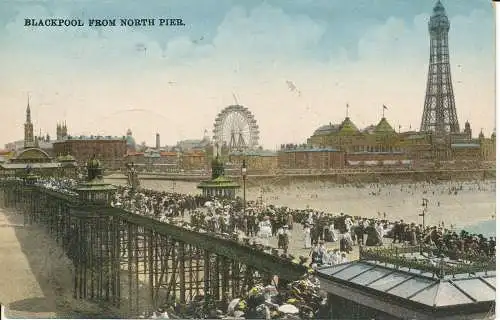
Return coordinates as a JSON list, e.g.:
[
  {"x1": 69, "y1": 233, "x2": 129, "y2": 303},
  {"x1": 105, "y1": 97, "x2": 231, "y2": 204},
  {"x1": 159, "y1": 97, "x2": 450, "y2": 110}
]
[{"x1": 156, "y1": 133, "x2": 160, "y2": 149}]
